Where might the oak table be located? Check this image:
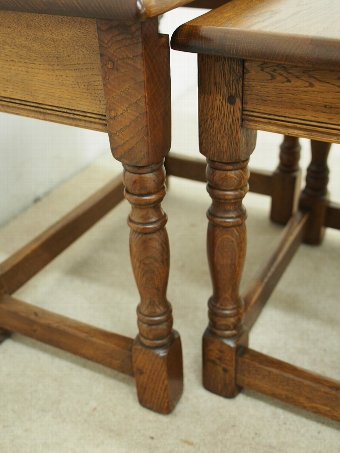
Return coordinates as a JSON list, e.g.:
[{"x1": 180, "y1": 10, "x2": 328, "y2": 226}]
[
  {"x1": 0, "y1": 0, "x2": 206, "y2": 415},
  {"x1": 172, "y1": 0, "x2": 340, "y2": 421}
]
